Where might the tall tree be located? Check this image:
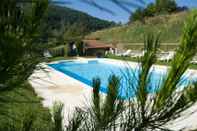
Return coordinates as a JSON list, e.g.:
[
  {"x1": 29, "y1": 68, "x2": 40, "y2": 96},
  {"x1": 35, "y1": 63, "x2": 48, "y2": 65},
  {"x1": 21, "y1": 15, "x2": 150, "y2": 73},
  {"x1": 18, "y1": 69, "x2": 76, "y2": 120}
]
[
  {"x1": 155, "y1": 0, "x2": 177, "y2": 13},
  {"x1": 130, "y1": 0, "x2": 178, "y2": 22},
  {"x1": 130, "y1": 8, "x2": 145, "y2": 22}
]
